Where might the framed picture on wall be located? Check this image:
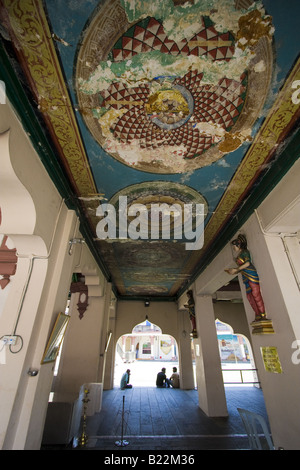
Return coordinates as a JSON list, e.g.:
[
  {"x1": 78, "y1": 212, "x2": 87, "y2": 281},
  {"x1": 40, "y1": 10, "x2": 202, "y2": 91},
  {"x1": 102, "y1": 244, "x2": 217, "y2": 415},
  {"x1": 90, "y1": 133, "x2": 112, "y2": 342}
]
[{"x1": 41, "y1": 312, "x2": 70, "y2": 364}]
